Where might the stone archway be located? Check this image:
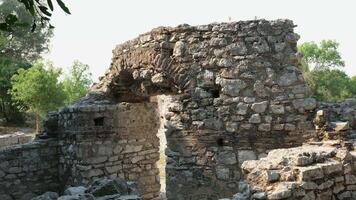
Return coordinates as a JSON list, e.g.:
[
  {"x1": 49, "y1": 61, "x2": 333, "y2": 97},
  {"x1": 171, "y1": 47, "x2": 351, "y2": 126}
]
[{"x1": 50, "y1": 19, "x2": 317, "y2": 200}]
